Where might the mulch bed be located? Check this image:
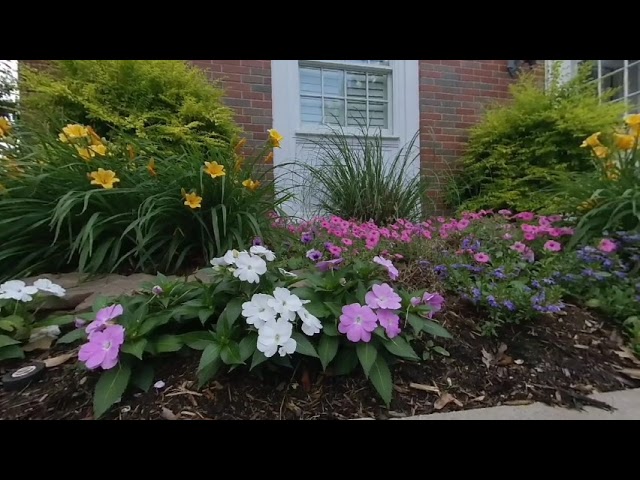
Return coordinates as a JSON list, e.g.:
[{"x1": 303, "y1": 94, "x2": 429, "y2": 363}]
[{"x1": 1, "y1": 302, "x2": 639, "y2": 420}]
